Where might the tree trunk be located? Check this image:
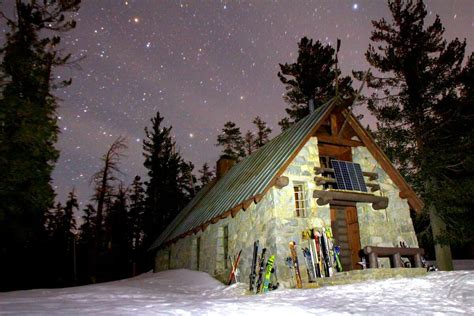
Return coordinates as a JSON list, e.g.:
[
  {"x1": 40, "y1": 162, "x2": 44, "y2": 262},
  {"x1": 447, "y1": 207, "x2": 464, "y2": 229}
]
[{"x1": 429, "y1": 205, "x2": 453, "y2": 271}]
